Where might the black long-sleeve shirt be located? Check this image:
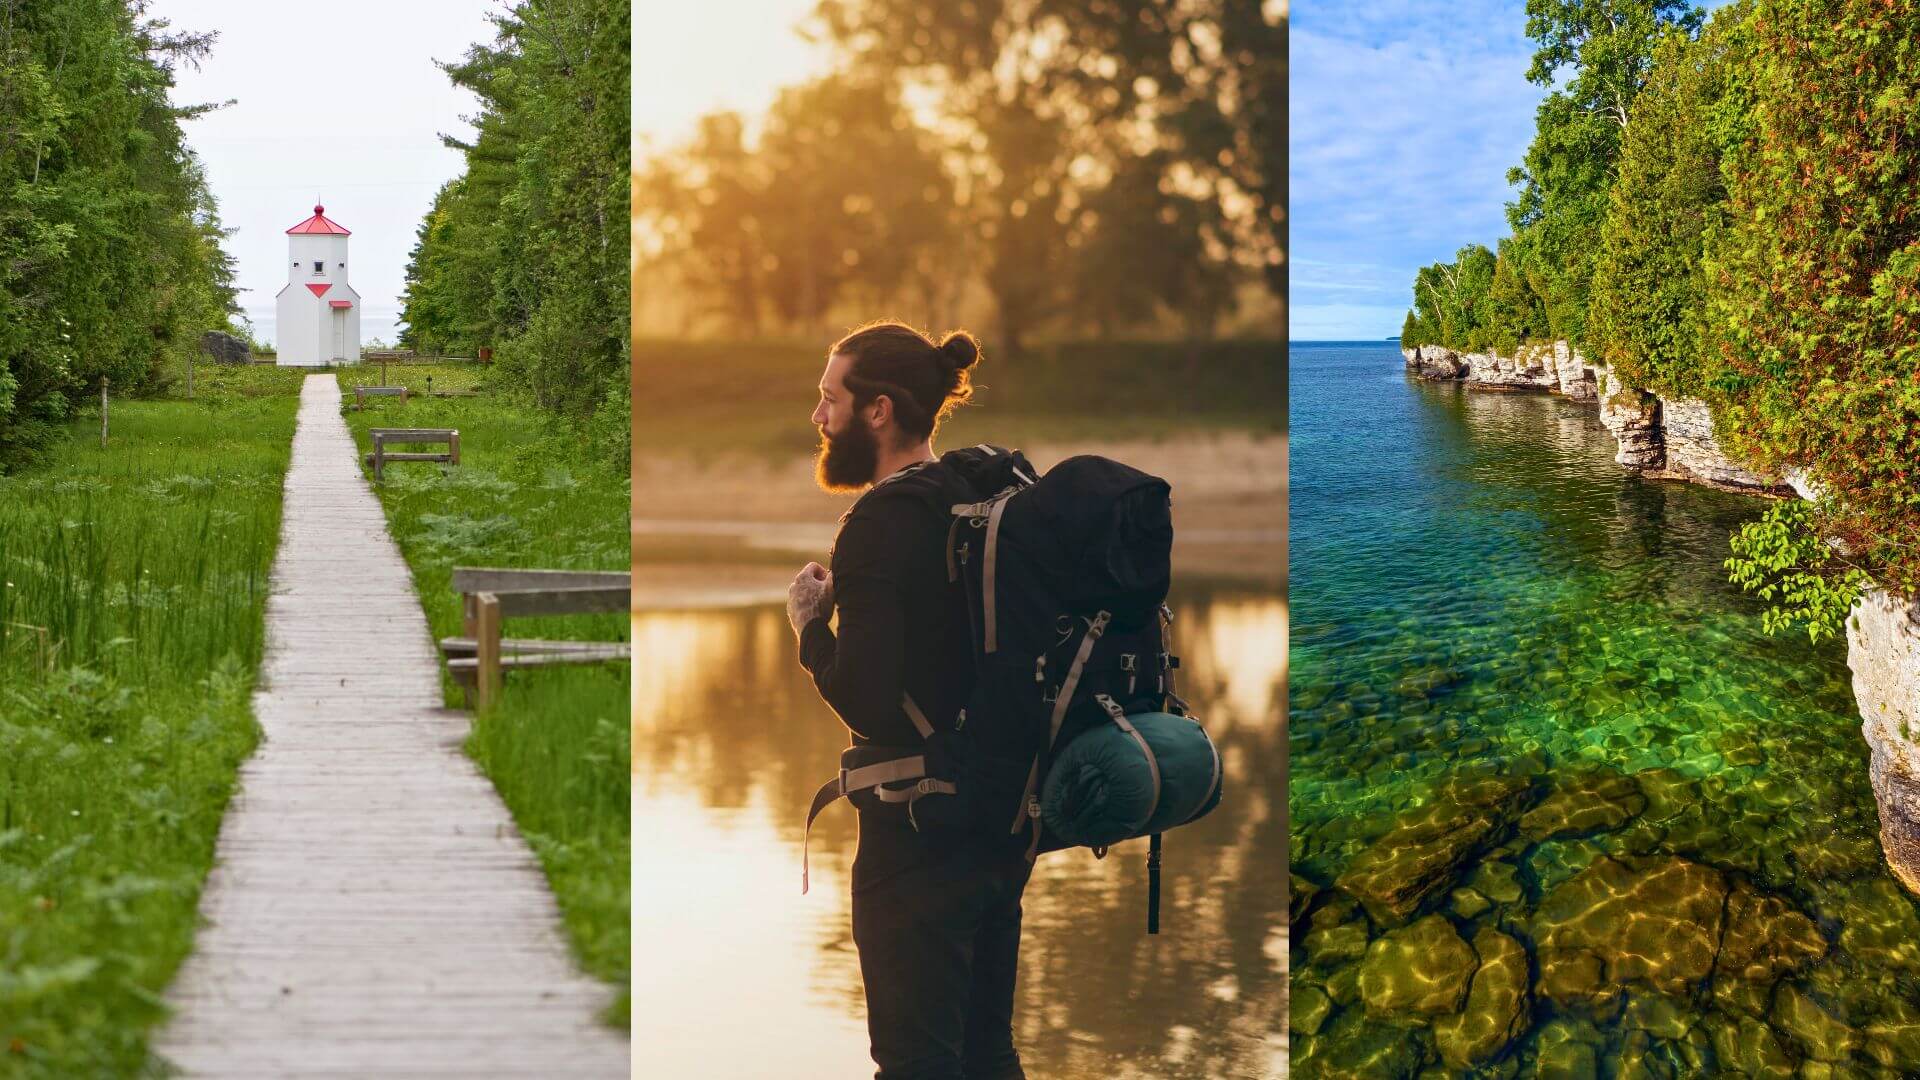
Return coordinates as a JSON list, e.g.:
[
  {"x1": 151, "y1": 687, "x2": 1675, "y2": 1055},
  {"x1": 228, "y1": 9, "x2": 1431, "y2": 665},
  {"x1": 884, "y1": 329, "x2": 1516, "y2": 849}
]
[
  {"x1": 799, "y1": 466, "x2": 976, "y2": 886},
  {"x1": 799, "y1": 473, "x2": 972, "y2": 748}
]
